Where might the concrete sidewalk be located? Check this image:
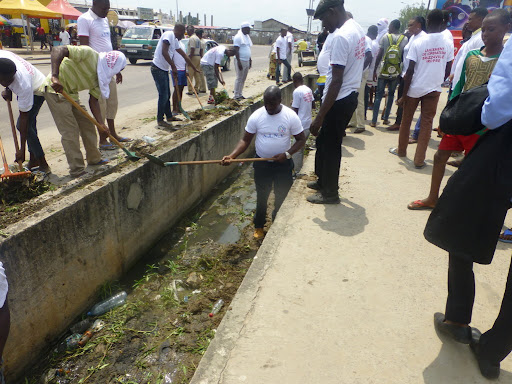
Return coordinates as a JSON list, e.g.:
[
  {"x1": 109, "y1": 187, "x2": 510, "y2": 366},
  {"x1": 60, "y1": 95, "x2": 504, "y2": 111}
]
[{"x1": 191, "y1": 112, "x2": 512, "y2": 383}]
